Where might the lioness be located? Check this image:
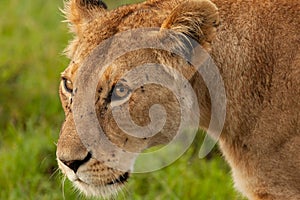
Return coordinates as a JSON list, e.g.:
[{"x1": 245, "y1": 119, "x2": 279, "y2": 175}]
[{"x1": 56, "y1": 0, "x2": 300, "y2": 199}]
